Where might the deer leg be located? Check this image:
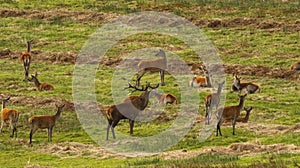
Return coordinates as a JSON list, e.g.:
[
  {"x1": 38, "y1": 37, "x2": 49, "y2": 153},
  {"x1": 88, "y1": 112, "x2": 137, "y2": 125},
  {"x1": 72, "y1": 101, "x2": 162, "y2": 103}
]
[
  {"x1": 137, "y1": 70, "x2": 147, "y2": 86},
  {"x1": 159, "y1": 70, "x2": 165, "y2": 86},
  {"x1": 129, "y1": 119, "x2": 134, "y2": 135},
  {"x1": 0, "y1": 120, "x2": 4, "y2": 133},
  {"x1": 48, "y1": 127, "x2": 53, "y2": 142},
  {"x1": 111, "y1": 120, "x2": 120, "y2": 139},
  {"x1": 29, "y1": 127, "x2": 38, "y2": 144},
  {"x1": 232, "y1": 118, "x2": 237, "y2": 135},
  {"x1": 106, "y1": 121, "x2": 113, "y2": 140}
]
